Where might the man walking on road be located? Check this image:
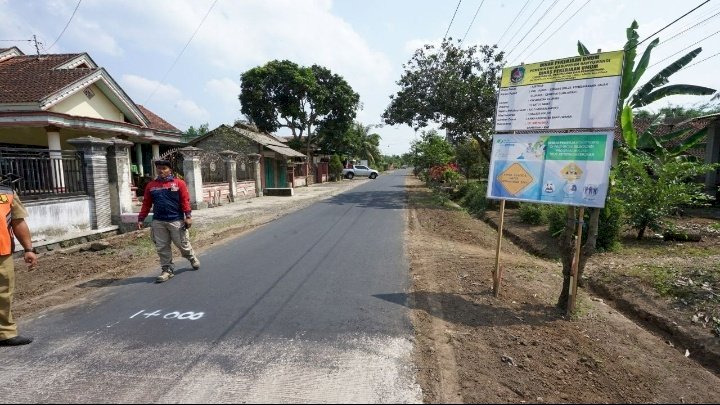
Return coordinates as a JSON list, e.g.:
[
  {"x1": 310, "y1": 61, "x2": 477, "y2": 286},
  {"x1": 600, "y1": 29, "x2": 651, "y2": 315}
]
[
  {"x1": 0, "y1": 184, "x2": 37, "y2": 346},
  {"x1": 137, "y1": 160, "x2": 200, "y2": 283}
]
